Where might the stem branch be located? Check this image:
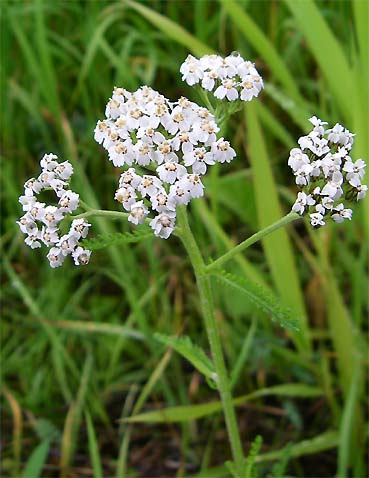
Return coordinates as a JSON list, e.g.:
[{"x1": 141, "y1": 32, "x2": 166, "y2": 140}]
[
  {"x1": 206, "y1": 211, "x2": 300, "y2": 273},
  {"x1": 72, "y1": 209, "x2": 129, "y2": 221}
]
